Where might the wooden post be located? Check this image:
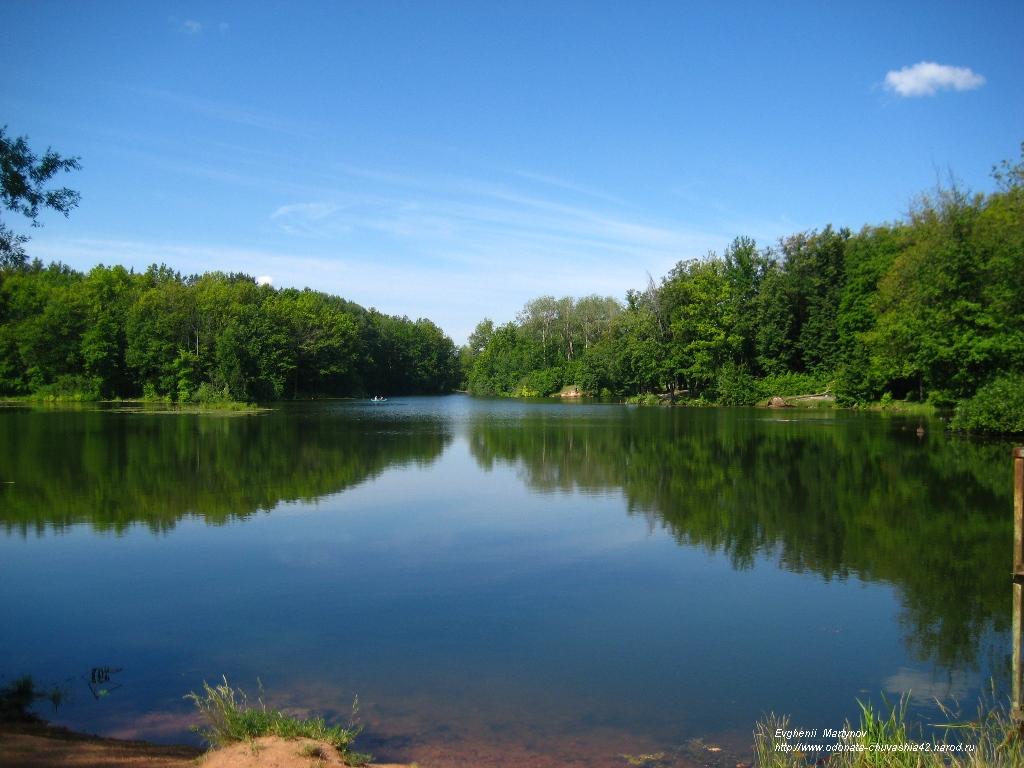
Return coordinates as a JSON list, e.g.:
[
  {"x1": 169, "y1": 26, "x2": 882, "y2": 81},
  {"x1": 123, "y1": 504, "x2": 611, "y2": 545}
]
[
  {"x1": 1016, "y1": 447, "x2": 1024, "y2": 576},
  {"x1": 1015, "y1": 581, "x2": 1024, "y2": 722},
  {"x1": 1013, "y1": 448, "x2": 1024, "y2": 723}
]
